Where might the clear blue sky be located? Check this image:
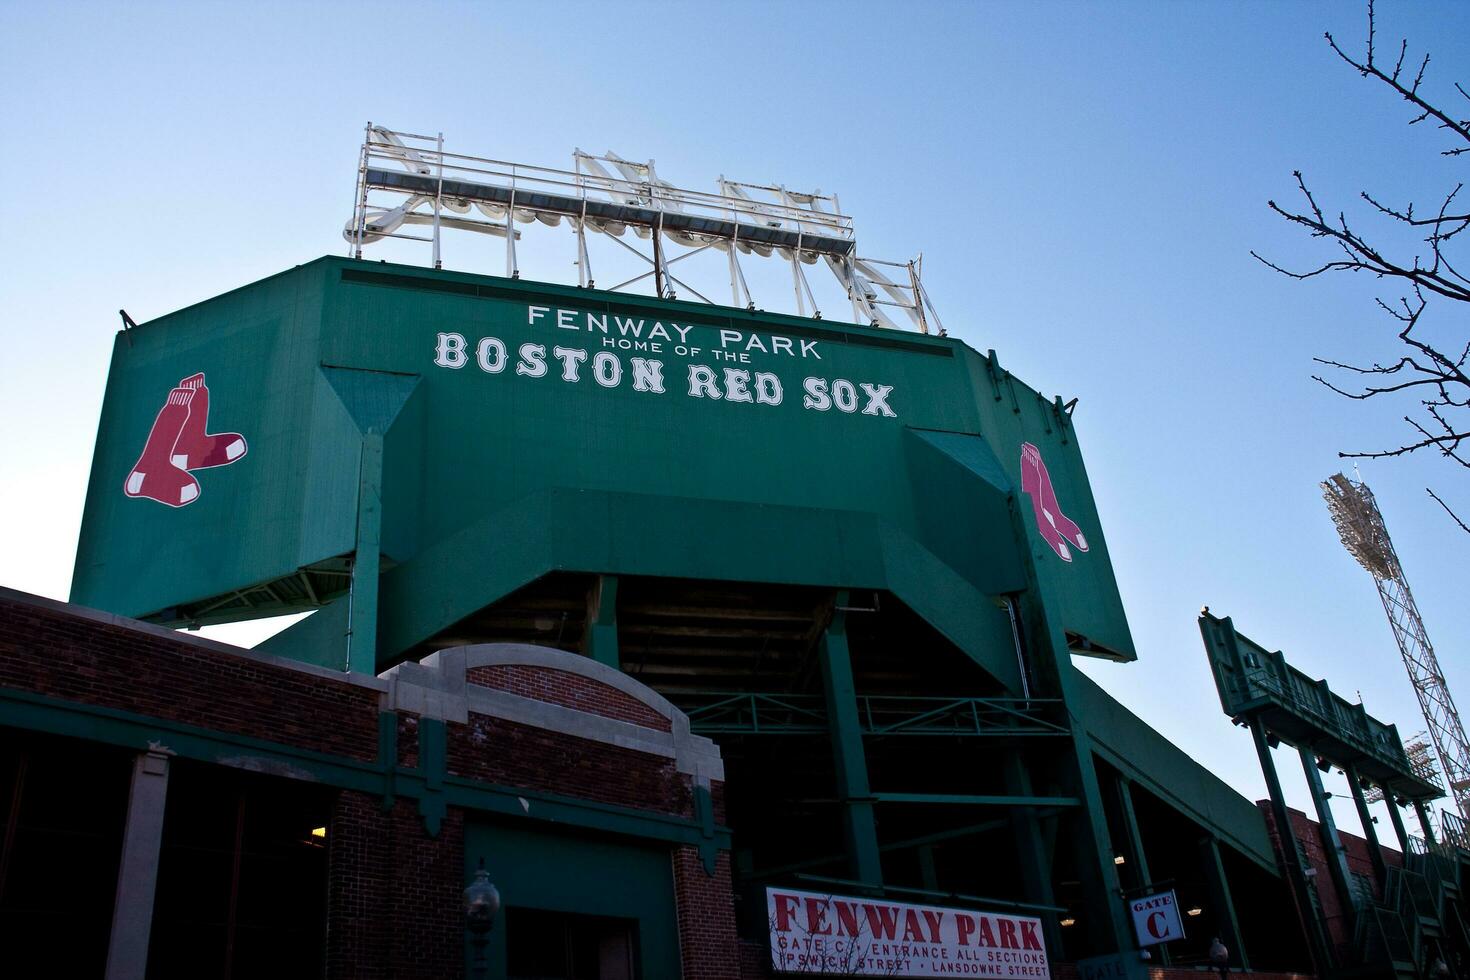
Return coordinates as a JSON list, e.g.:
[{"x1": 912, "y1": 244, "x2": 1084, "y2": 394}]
[{"x1": 2, "y1": 1, "x2": 1466, "y2": 834}]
